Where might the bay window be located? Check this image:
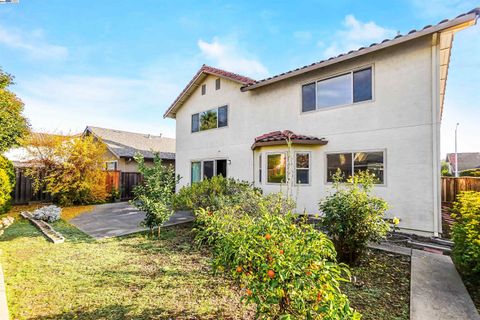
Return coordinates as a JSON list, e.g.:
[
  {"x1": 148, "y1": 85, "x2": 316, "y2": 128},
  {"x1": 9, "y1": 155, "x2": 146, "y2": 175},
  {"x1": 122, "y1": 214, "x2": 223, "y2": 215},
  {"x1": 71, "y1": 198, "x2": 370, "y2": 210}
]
[
  {"x1": 267, "y1": 153, "x2": 286, "y2": 183},
  {"x1": 295, "y1": 152, "x2": 310, "y2": 184}
]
